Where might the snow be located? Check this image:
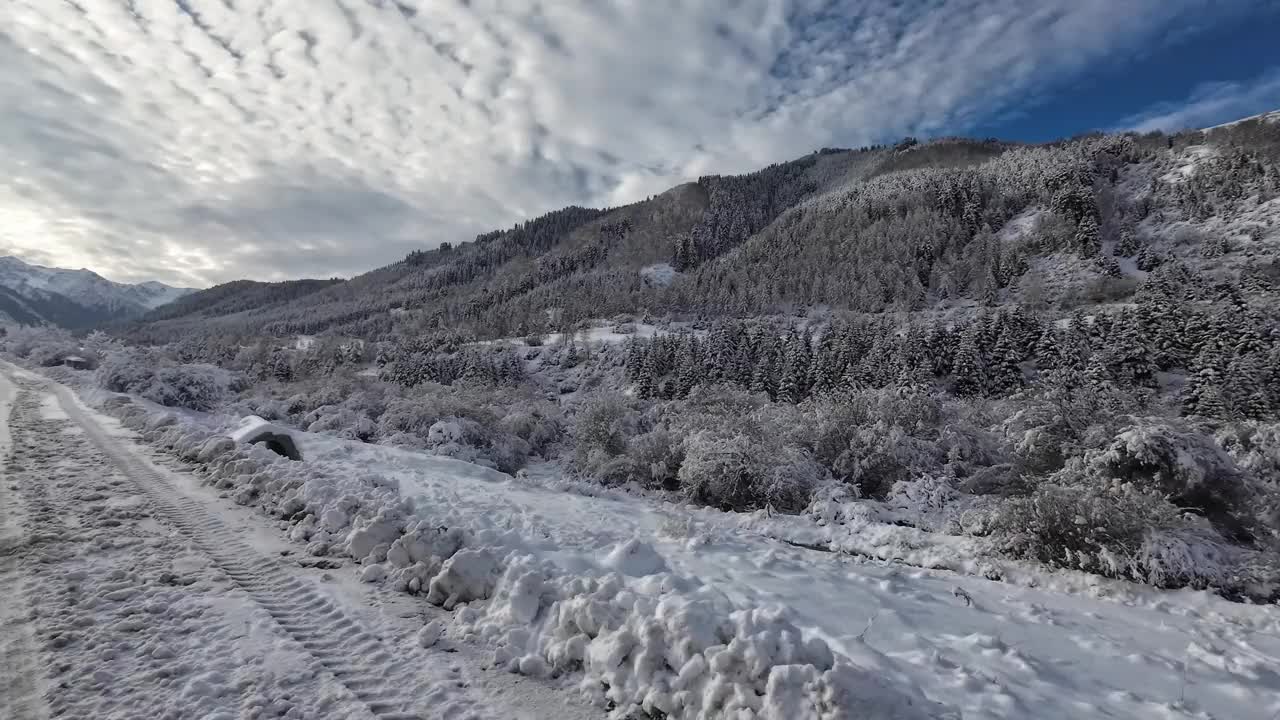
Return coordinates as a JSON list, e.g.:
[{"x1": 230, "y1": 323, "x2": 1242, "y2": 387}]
[
  {"x1": 228, "y1": 414, "x2": 289, "y2": 444},
  {"x1": 1159, "y1": 145, "x2": 1219, "y2": 184},
  {"x1": 640, "y1": 263, "x2": 678, "y2": 287},
  {"x1": 1204, "y1": 109, "x2": 1280, "y2": 131},
  {"x1": 996, "y1": 207, "x2": 1043, "y2": 244},
  {"x1": 479, "y1": 320, "x2": 668, "y2": 348},
  {"x1": 1, "y1": 362, "x2": 602, "y2": 720},
  {"x1": 12, "y1": 362, "x2": 1280, "y2": 720},
  {"x1": 189, "y1": 418, "x2": 1280, "y2": 719}
]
